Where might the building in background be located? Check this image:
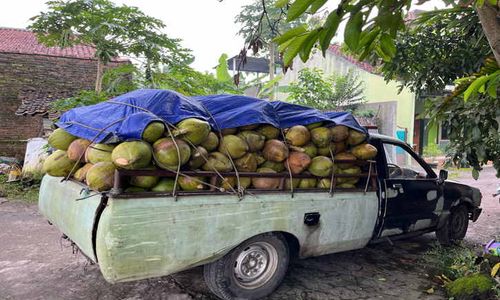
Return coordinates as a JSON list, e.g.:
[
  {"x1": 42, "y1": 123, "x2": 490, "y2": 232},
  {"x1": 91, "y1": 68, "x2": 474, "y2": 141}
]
[
  {"x1": 278, "y1": 44, "x2": 416, "y2": 146},
  {"x1": 0, "y1": 27, "x2": 128, "y2": 159}
]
